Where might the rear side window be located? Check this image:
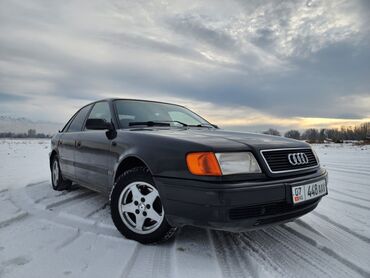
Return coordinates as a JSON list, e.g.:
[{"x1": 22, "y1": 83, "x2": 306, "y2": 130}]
[
  {"x1": 87, "y1": 102, "x2": 112, "y2": 124},
  {"x1": 66, "y1": 105, "x2": 92, "y2": 132}
]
